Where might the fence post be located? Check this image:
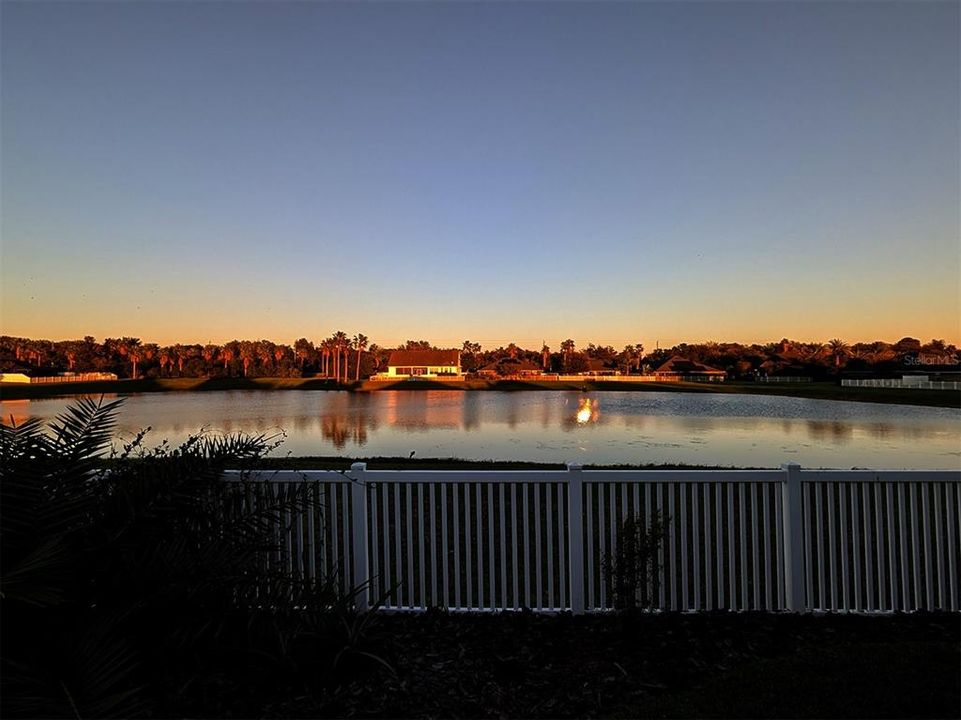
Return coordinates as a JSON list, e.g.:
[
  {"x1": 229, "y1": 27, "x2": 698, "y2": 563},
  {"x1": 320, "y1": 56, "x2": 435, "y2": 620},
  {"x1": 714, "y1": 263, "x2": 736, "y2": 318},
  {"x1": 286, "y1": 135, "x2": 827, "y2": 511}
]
[
  {"x1": 781, "y1": 462, "x2": 805, "y2": 612},
  {"x1": 350, "y1": 462, "x2": 370, "y2": 613},
  {"x1": 567, "y1": 462, "x2": 585, "y2": 614}
]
